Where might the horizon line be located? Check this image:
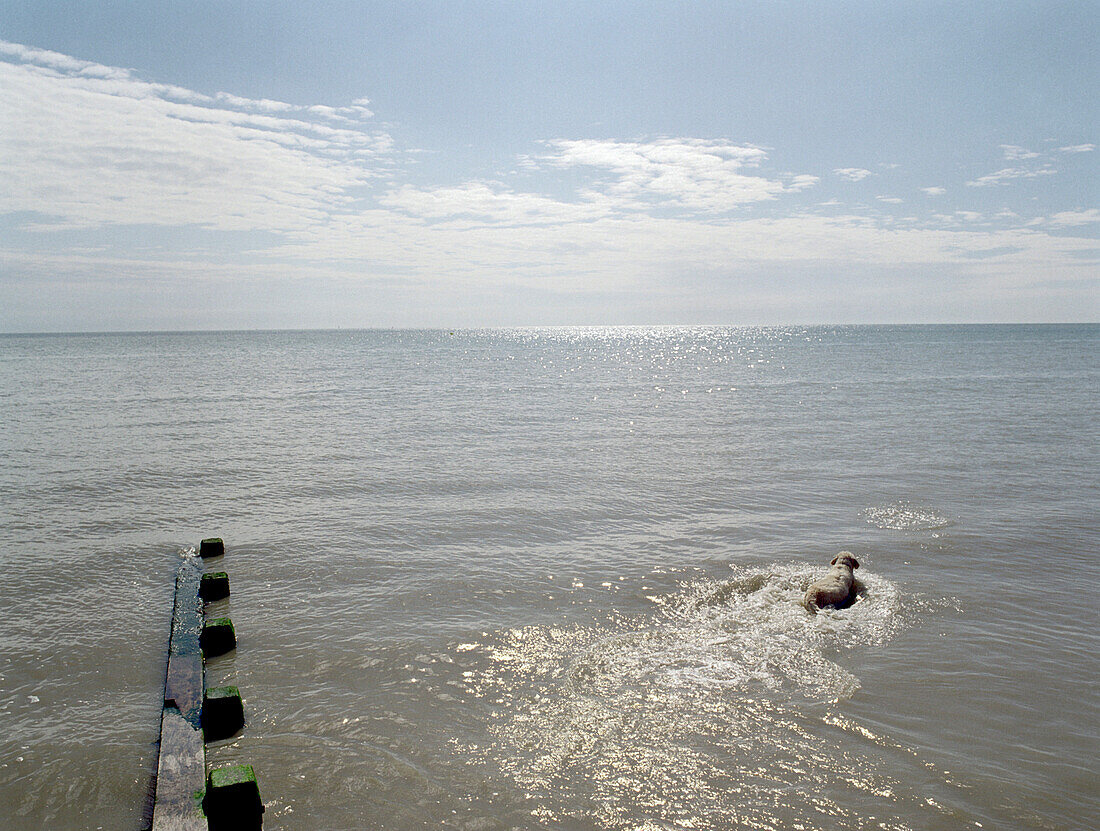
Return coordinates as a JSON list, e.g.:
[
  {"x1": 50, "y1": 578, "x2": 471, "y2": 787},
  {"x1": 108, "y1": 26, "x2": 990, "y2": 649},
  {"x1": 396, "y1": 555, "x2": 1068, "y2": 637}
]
[{"x1": 2, "y1": 321, "x2": 1098, "y2": 337}]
